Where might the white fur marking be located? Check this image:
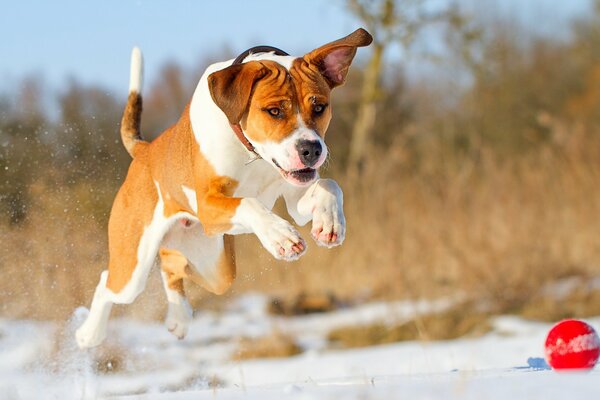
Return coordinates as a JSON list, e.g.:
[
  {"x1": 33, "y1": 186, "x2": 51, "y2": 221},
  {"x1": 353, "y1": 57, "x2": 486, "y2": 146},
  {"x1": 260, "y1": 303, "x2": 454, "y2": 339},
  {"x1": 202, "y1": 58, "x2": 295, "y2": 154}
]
[
  {"x1": 283, "y1": 179, "x2": 345, "y2": 247},
  {"x1": 253, "y1": 116, "x2": 327, "y2": 173},
  {"x1": 75, "y1": 271, "x2": 113, "y2": 348},
  {"x1": 182, "y1": 185, "x2": 198, "y2": 213},
  {"x1": 243, "y1": 52, "x2": 297, "y2": 70},
  {"x1": 189, "y1": 55, "x2": 297, "y2": 180},
  {"x1": 161, "y1": 213, "x2": 231, "y2": 294},
  {"x1": 231, "y1": 198, "x2": 306, "y2": 261},
  {"x1": 160, "y1": 270, "x2": 193, "y2": 339},
  {"x1": 129, "y1": 47, "x2": 144, "y2": 93},
  {"x1": 190, "y1": 60, "x2": 251, "y2": 179},
  {"x1": 76, "y1": 181, "x2": 195, "y2": 348},
  {"x1": 299, "y1": 179, "x2": 345, "y2": 247}
]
